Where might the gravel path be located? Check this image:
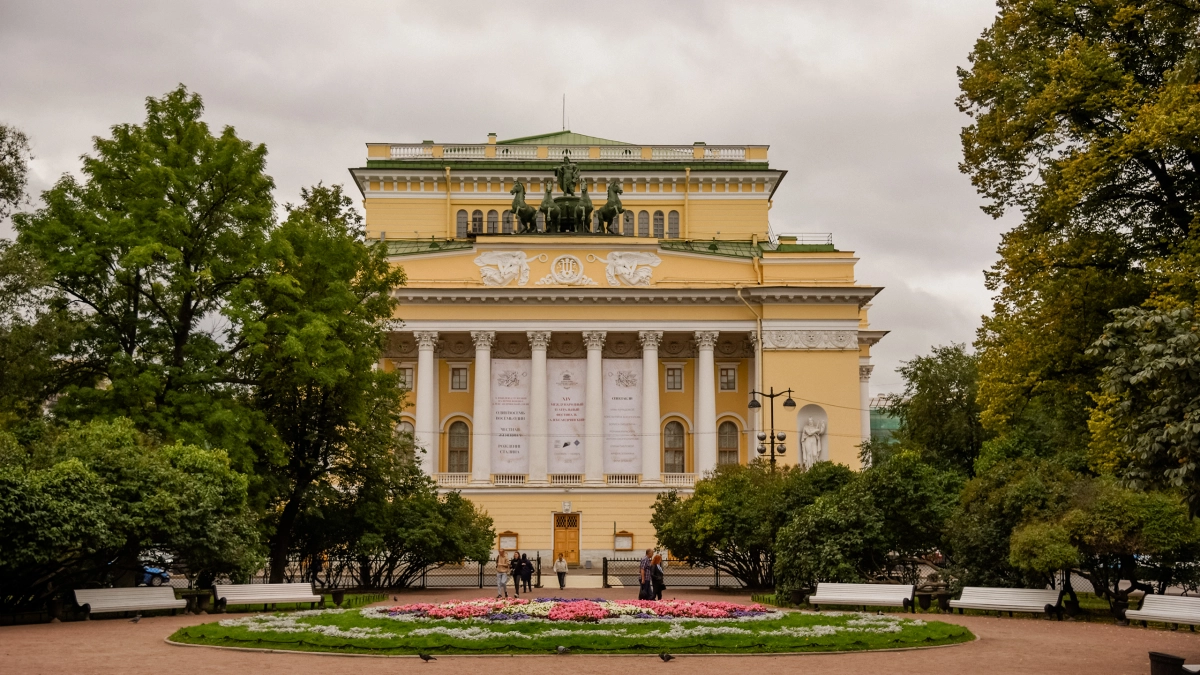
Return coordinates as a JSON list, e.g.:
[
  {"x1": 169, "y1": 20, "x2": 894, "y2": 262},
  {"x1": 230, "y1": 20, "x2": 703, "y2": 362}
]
[{"x1": 3, "y1": 588, "x2": 1198, "y2": 674}]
